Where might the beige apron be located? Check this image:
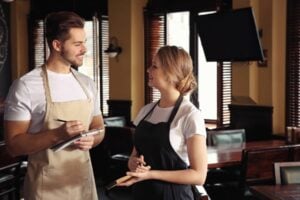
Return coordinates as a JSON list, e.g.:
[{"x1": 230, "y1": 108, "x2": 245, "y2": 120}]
[{"x1": 24, "y1": 66, "x2": 98, "y2": 200}]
